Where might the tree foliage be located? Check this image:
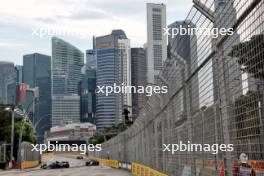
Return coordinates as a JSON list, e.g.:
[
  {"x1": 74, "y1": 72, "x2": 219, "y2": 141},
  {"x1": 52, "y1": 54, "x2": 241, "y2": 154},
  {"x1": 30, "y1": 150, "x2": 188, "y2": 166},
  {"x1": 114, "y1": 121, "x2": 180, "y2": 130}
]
[
  {"x1": 88, "y1": 133, "x2": 104, "y2": 145},
  {"x1": 0, "y1": 106, "x2": 12, "y2": 142},
  {"x1": 88, "y1": 123, "x2": 130, "y2": 145},
  {"x1": 0, "y1": 105, "x2": 37, "y2": 160}
]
